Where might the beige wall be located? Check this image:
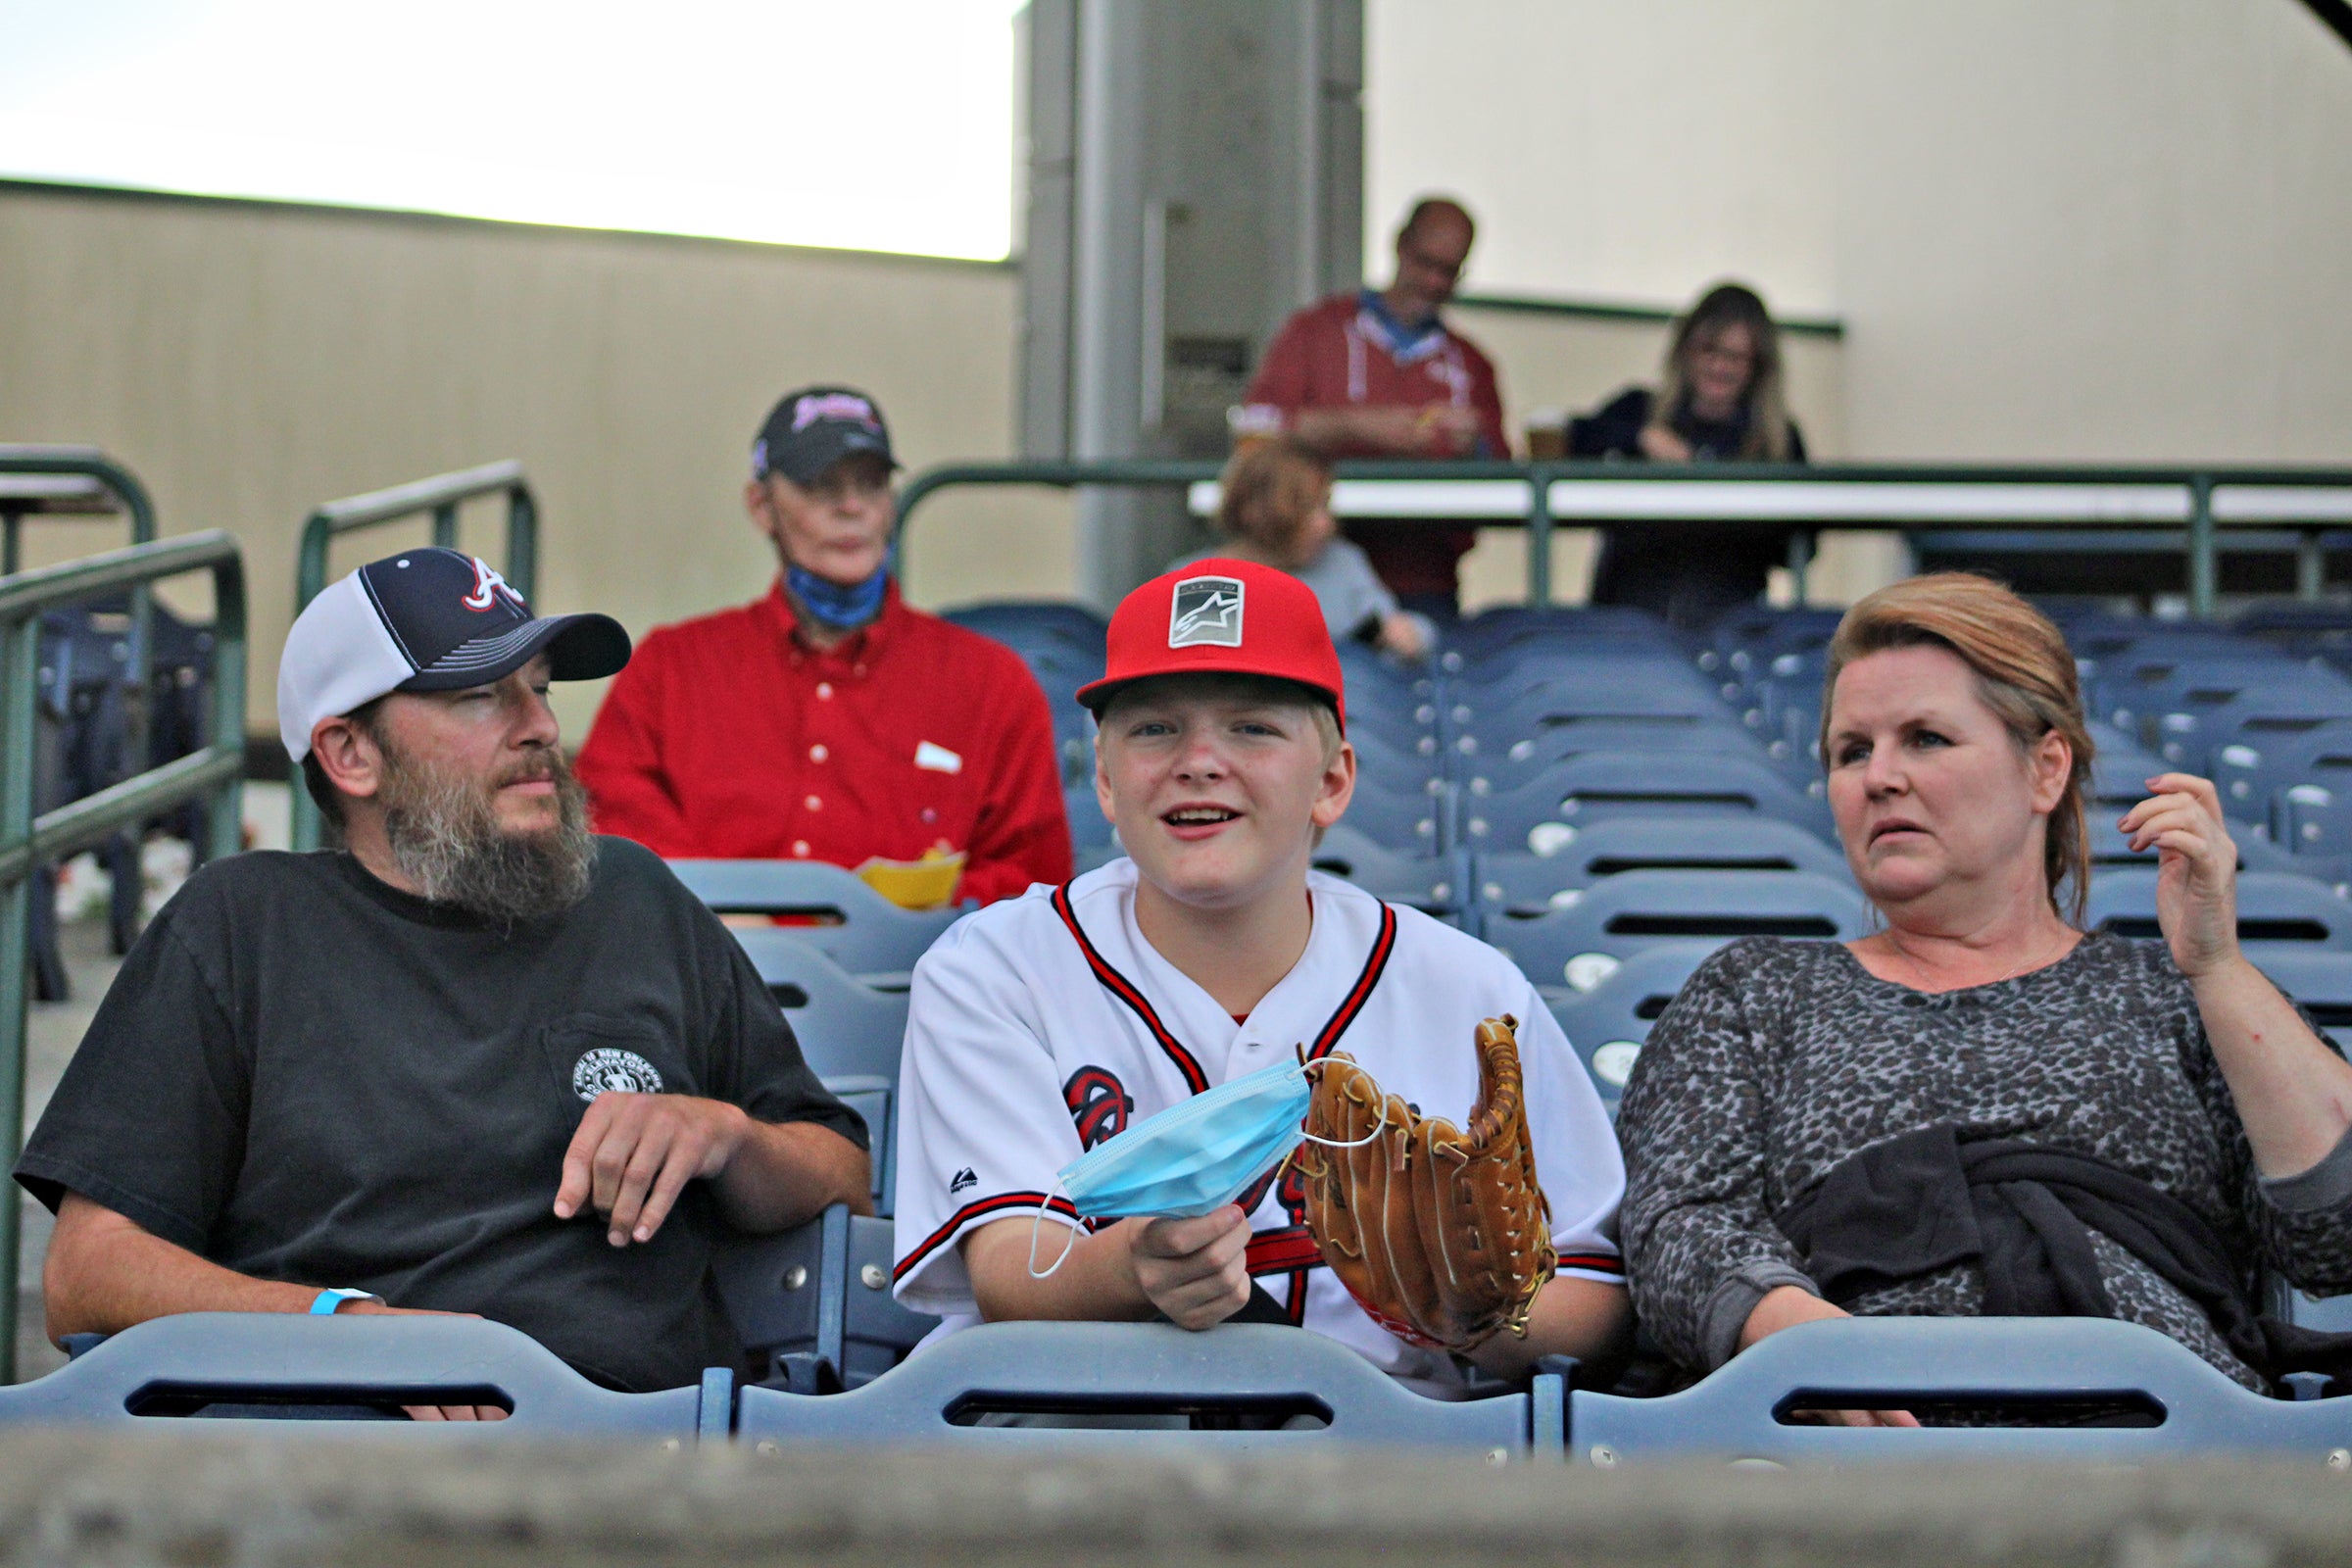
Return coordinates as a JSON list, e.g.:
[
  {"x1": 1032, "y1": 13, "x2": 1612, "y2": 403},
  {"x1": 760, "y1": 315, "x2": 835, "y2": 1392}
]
[
  {"x1": 0, "y1": 184, "x2": 1057, "y2": 741},
  {"x1": 1371, "y1": 0, "x2": 2352, "y2": 468}
]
